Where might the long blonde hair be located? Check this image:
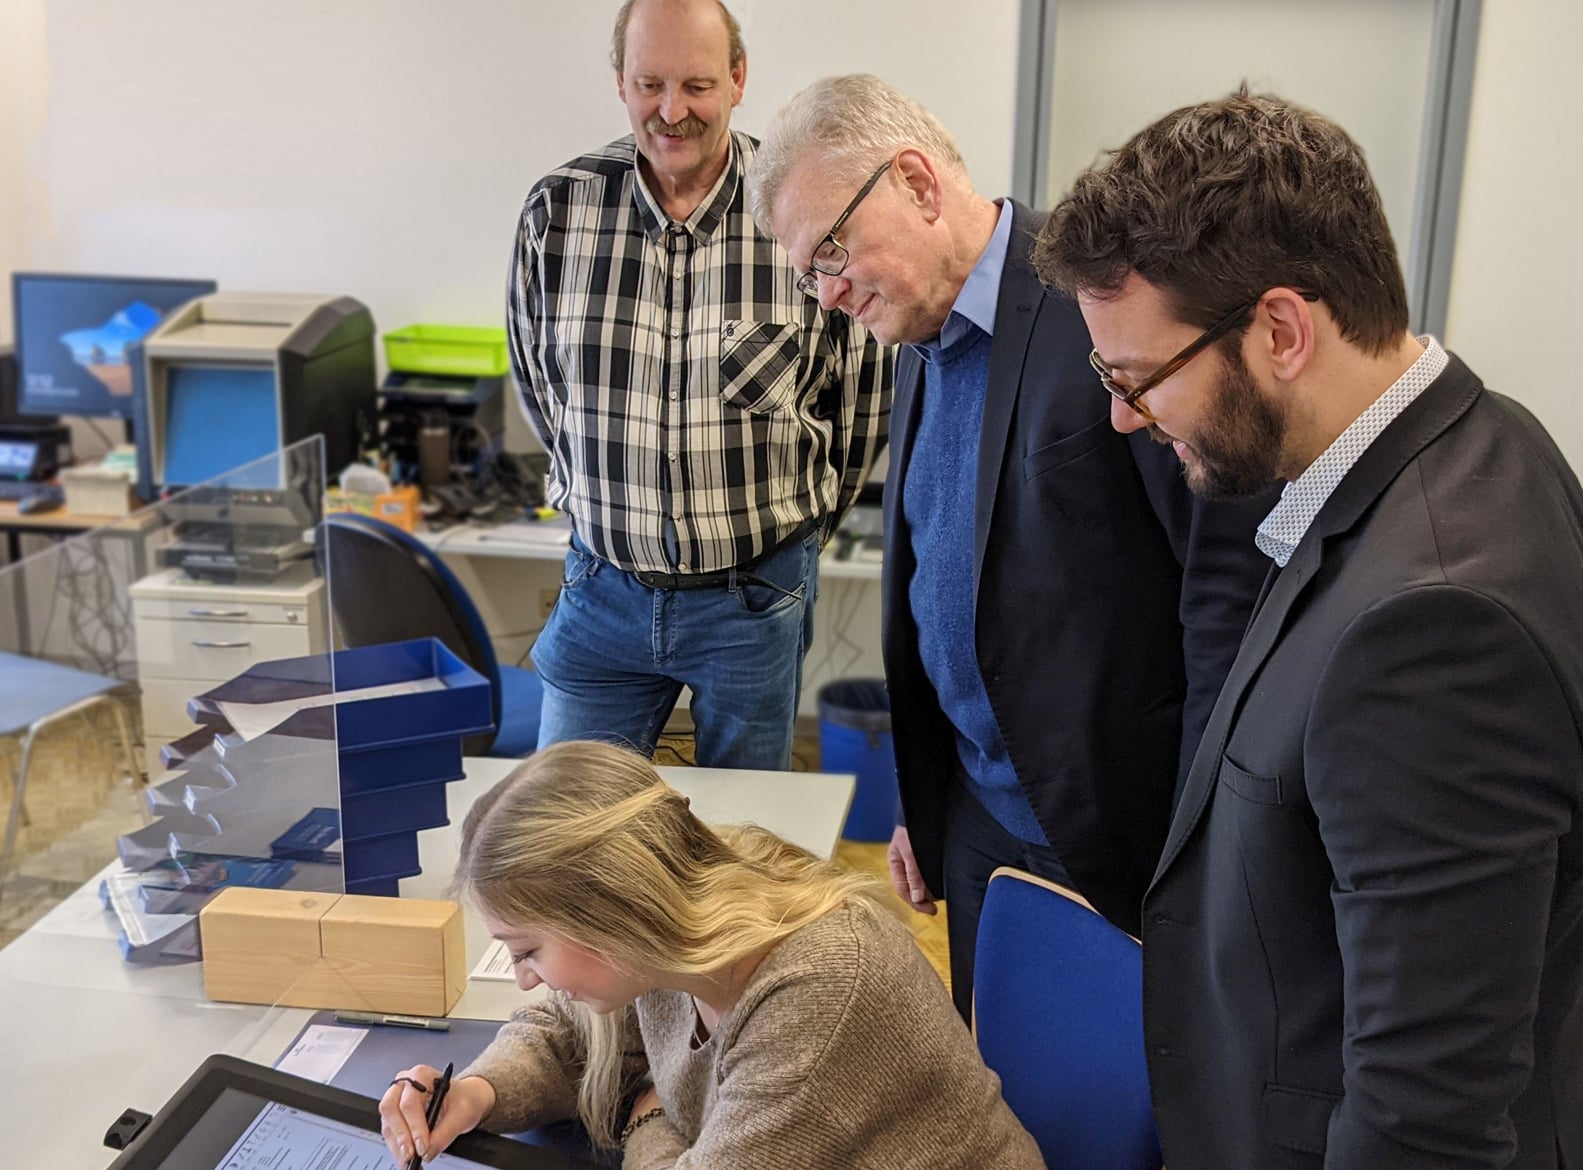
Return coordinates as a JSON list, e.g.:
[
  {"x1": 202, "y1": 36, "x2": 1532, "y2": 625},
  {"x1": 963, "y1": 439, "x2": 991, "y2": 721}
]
[{"x1": 453, "y1": 740, "x2": 885, "y2": 1145}]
